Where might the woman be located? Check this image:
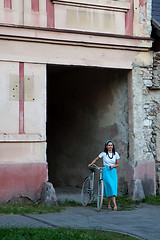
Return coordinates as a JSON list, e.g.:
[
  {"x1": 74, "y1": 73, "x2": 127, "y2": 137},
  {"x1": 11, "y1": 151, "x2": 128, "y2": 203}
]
[{"x1": 88, "y1": 140, "x2": 120, "y2": 211}]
